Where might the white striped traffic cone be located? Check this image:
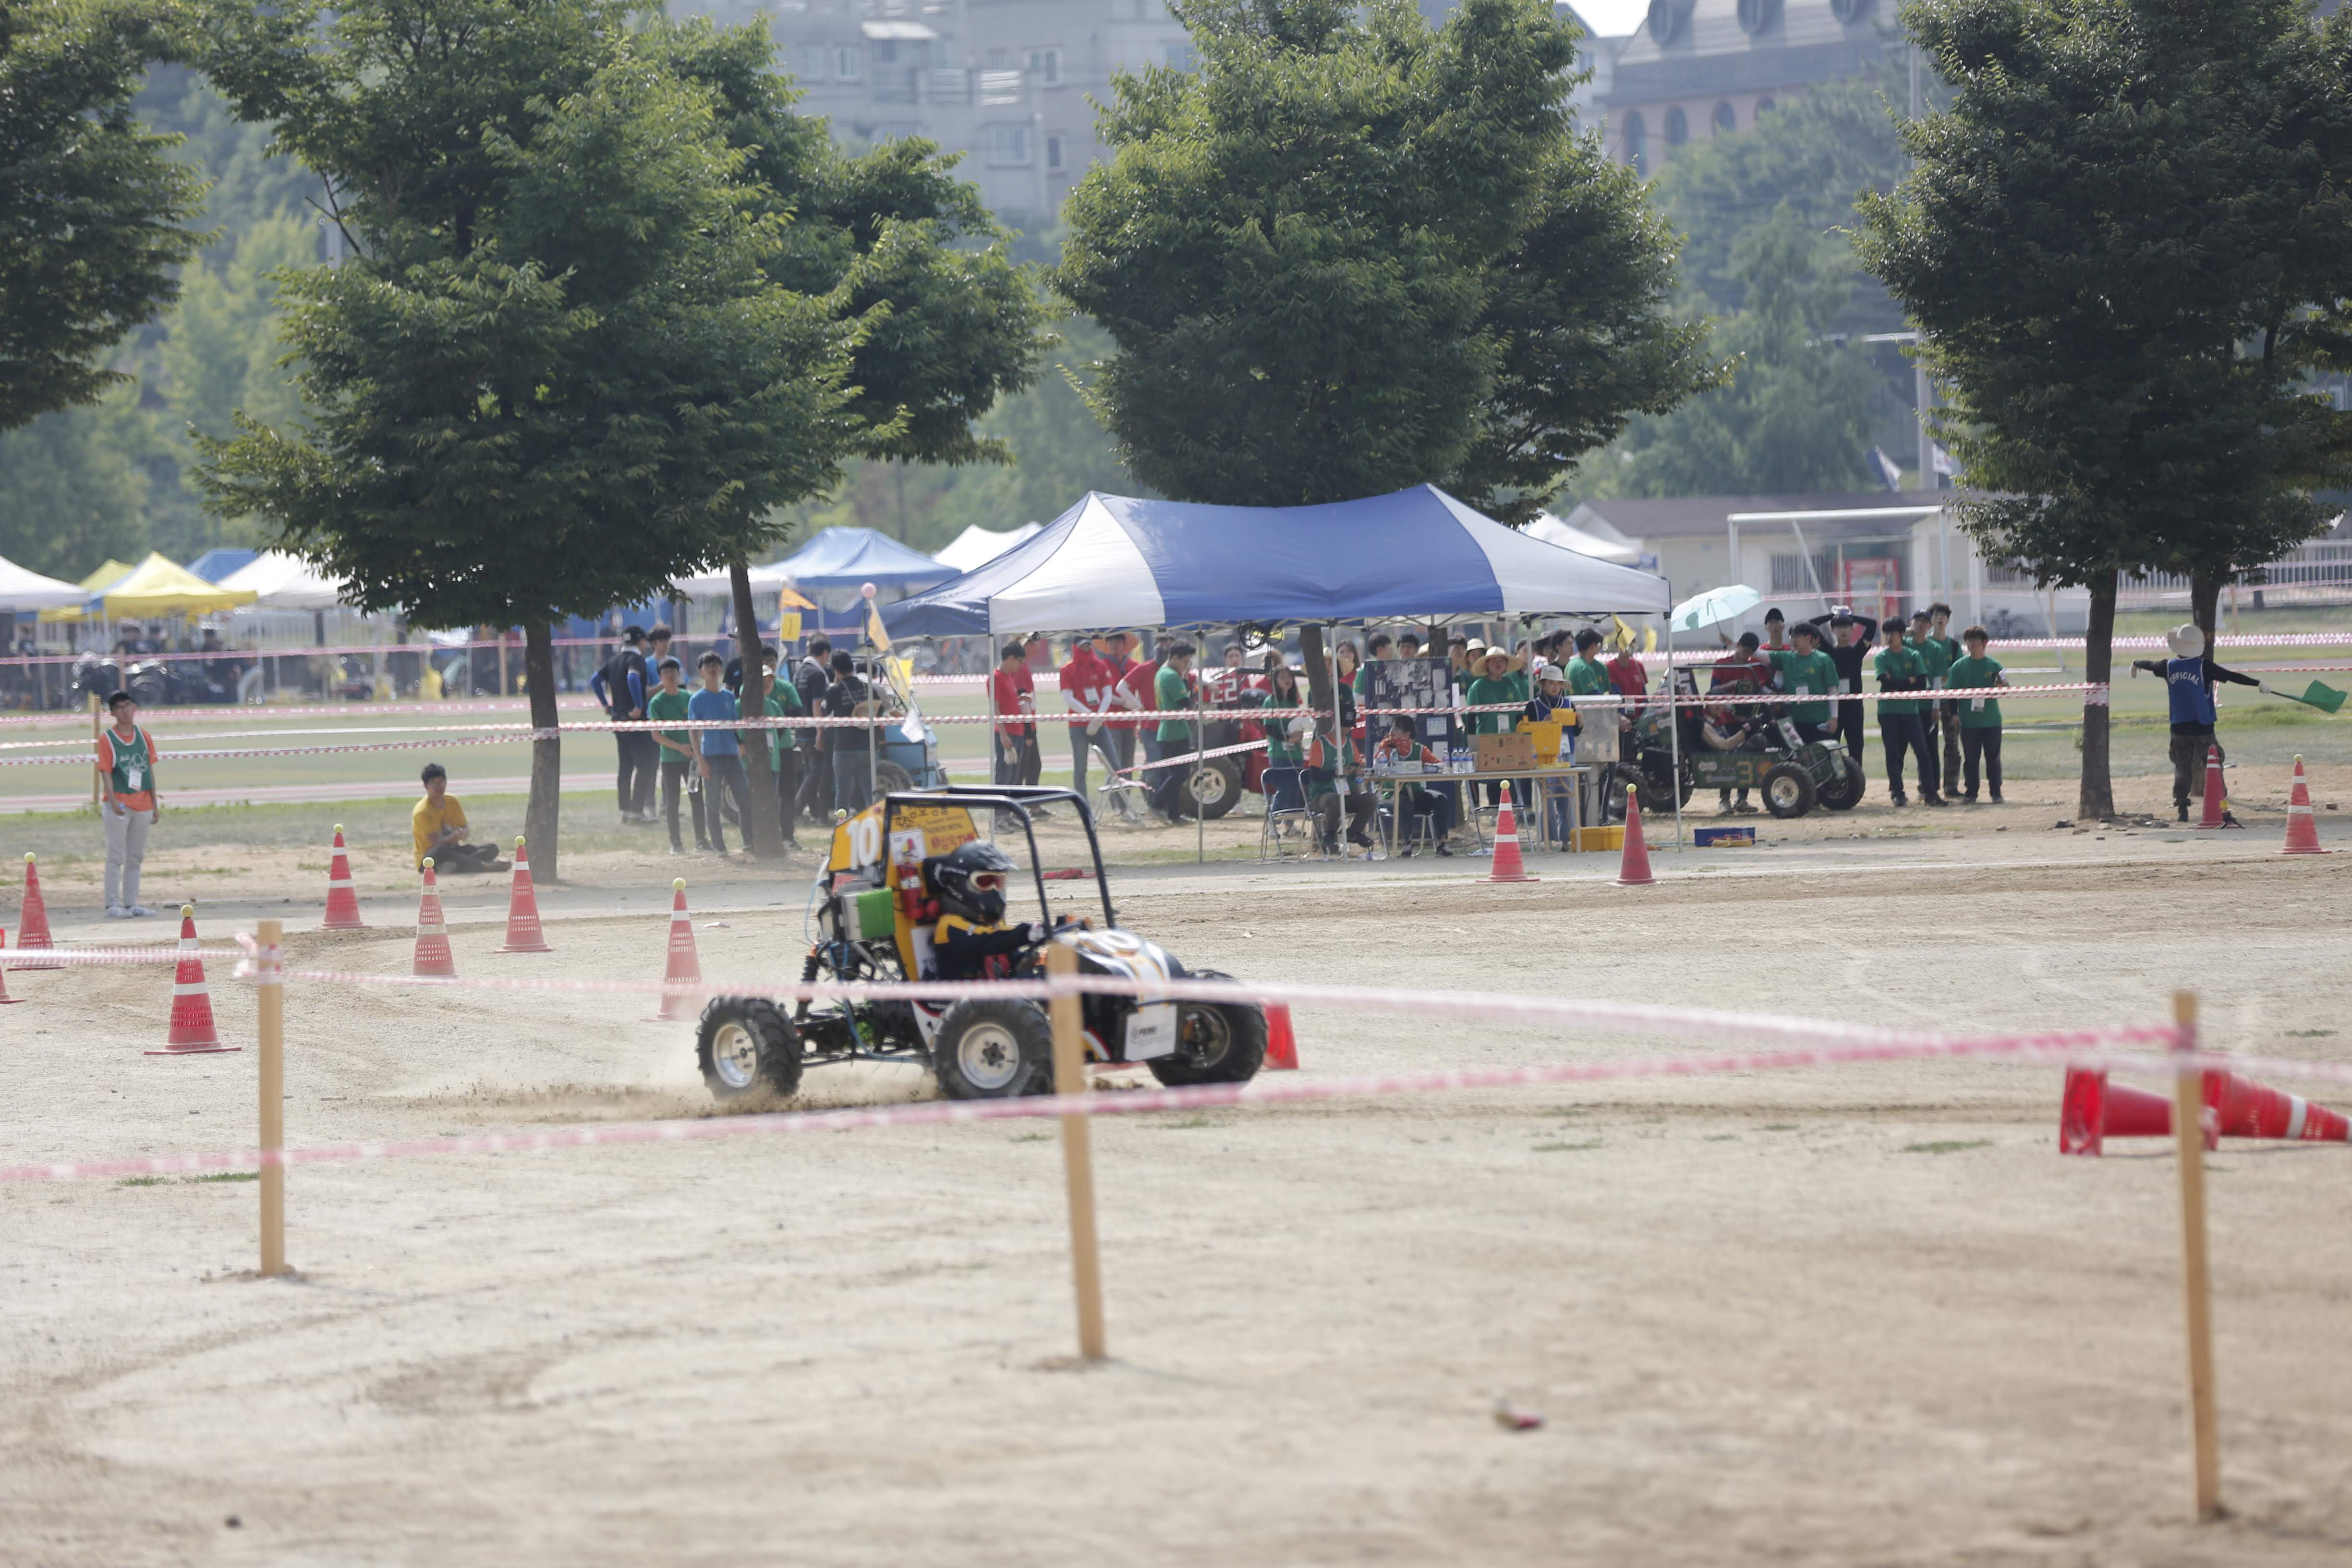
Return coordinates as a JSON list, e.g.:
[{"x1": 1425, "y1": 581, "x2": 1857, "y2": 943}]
[
  {"x1": 148, "y1": 905, "x2": 236, "y2": 1055},
  {"x1": 413, "y1": 860, "x2": 456, "y2": 977},
  {"x1": 322, "y1": 823, "x2": 365, "y2": 928}
]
